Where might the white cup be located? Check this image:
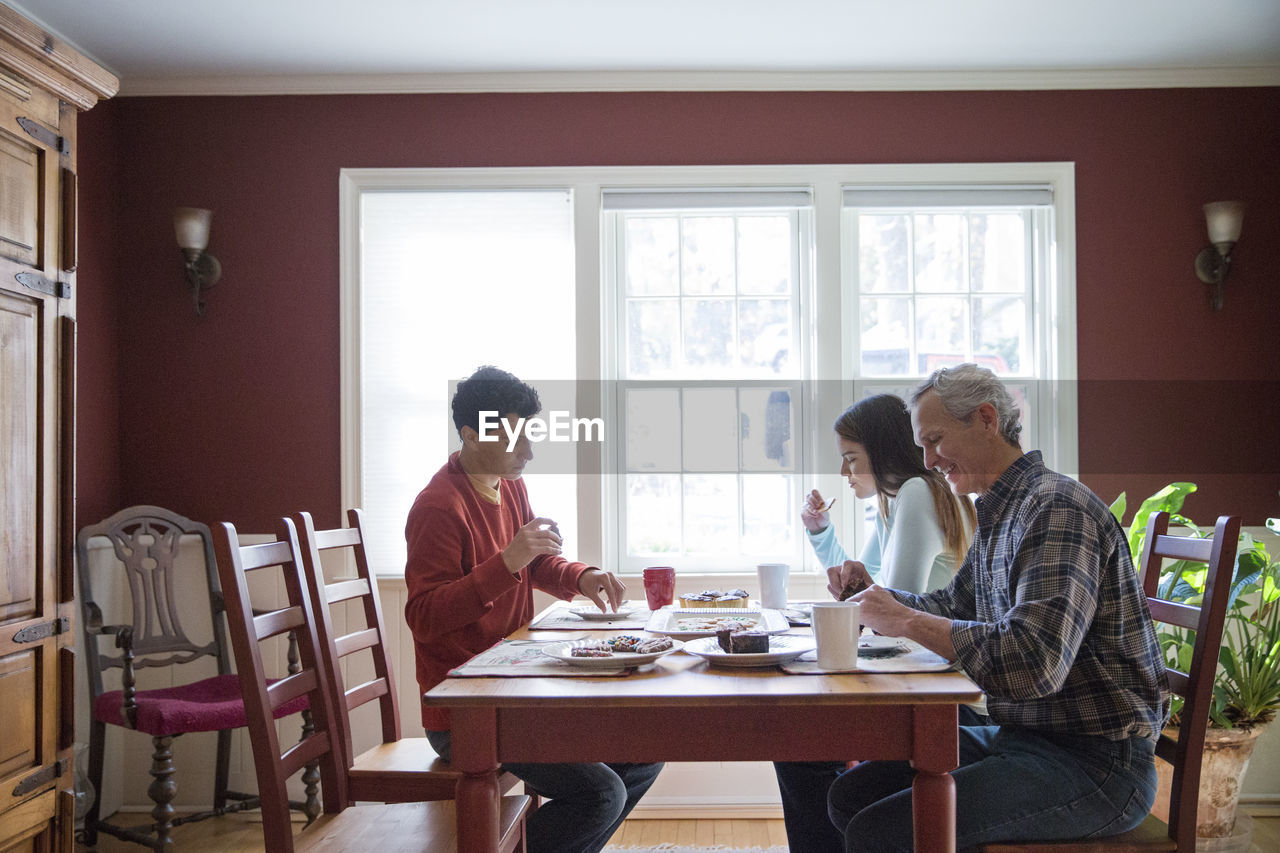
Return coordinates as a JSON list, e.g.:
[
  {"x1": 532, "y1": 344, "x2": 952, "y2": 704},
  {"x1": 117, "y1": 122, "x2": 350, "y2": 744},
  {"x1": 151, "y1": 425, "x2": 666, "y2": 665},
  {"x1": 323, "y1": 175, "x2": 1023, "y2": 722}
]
[
  {"x1": 811, "y1": 601, "x2": 860, "y2": 671},
  {"x1": 756, "y1": 563, "x2": 790, "y2": 609}
]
